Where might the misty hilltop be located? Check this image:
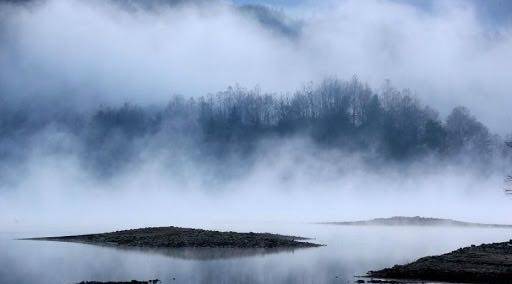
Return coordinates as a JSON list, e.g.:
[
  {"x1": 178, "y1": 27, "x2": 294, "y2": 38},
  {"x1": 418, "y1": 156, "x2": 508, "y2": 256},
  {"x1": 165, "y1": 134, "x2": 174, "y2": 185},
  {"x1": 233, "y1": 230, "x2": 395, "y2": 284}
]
[
  {"x1": 0, "y1": 77, "x2": 506, "y2": 179},
  {"x1": 321, "y1": 216, "x2": 512, "y2": 228},
  {"x1": 2, "y1": 0, "x2": 512, "y2": 133},
  {"x1": 1, "y1": 0, "x2": 512, "y2": 233},
  {"x1": 0, "y1": 0, "x2": 301, "y2": 37},
  {"x1": 1, "y1": 1, "x2": 512, "y2": 282}
]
